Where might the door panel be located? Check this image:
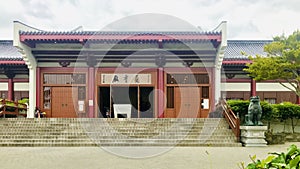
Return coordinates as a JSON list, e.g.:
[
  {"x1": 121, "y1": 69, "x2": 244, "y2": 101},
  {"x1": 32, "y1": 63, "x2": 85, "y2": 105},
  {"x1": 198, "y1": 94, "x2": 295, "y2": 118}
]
[
  {"x1": 52, "y1": 87, "x2": 77, "y2": 118},
  {"x1": 175, "y1": 87, "x2": 201, "y2": 118}
]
